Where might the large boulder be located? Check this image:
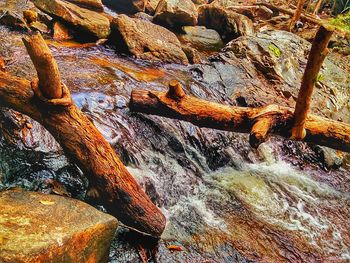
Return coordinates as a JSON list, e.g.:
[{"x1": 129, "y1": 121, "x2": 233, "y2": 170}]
[
  {"x1": 66, "y1": 0, "x2": 104, "y2": 11},
  {"x1": 33, "y1": 0, "x2": 111, "y2": 39},
  {"x1": 111, "y1": 15, "x2": 189, "y2": 64},
  {"x1": 154, "y1": 0, "x2": 198, "y2": 28},
  {"x1": 0, "y1": 189, "x2": 118, "y2": 262},
  {"x1": 102, "y1": 0, "x2": 146, "y2": 13},
  {"x1": 198, "y1": 5, "x2": 254, "y2": 42}
]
